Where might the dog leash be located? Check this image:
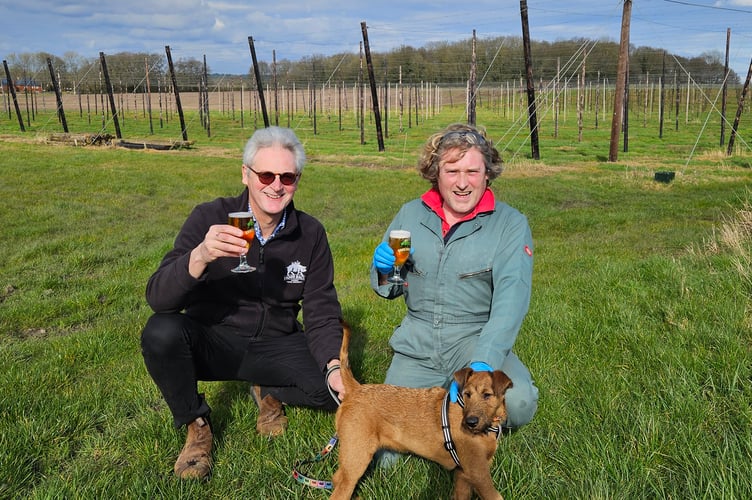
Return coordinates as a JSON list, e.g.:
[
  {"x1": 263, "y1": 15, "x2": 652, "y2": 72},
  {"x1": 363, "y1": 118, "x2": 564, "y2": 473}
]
[
  {"x1": 292, "y1": 434, "x2": 338, "y2": 489},
  {"x1": 441, "y1": 392, "x2": 463, "y2": 467},
  {"x1": 292, "y1": 365, "x2": 342, "y2": 490}
]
